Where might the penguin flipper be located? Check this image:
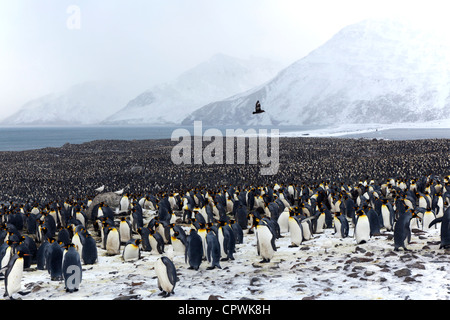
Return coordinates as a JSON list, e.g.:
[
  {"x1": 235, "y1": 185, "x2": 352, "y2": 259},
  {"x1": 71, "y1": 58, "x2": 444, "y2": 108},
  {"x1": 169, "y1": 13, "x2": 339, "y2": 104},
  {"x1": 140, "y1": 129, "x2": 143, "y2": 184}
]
[{"x1": 428, "y1": 217, "x2": 443, "y2": 229}]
